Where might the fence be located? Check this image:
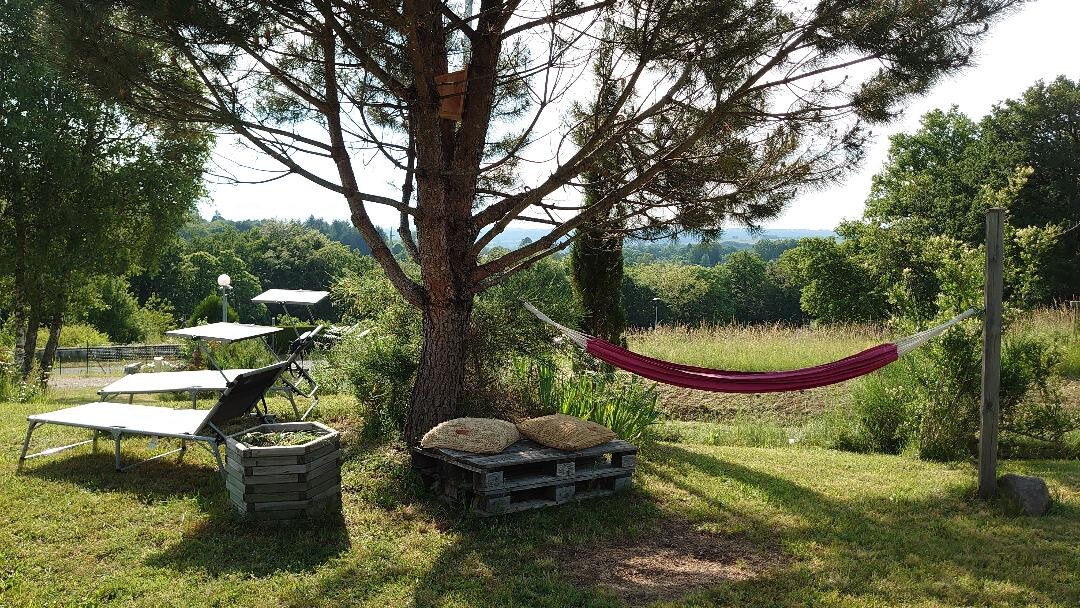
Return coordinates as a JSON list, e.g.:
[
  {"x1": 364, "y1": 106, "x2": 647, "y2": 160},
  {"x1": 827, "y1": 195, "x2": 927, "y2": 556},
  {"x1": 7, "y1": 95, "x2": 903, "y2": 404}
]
[
  {"x1": 50, "y1": 344, "x2": 183, "y2": 377},
  {"x1": 45, "y1": 334, "x2": 331, "y2": 377}
]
